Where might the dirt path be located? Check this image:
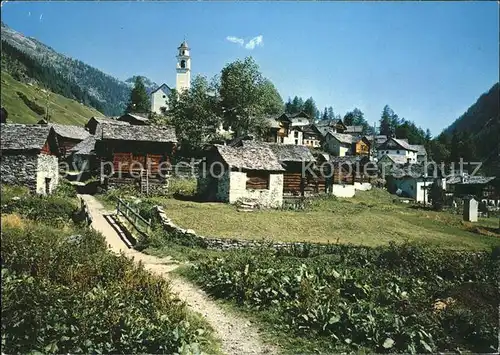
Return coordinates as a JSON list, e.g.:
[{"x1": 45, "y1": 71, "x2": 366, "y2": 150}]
[{"x1": 79, "y1": 194, "x2": 279, "y2": 355}]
